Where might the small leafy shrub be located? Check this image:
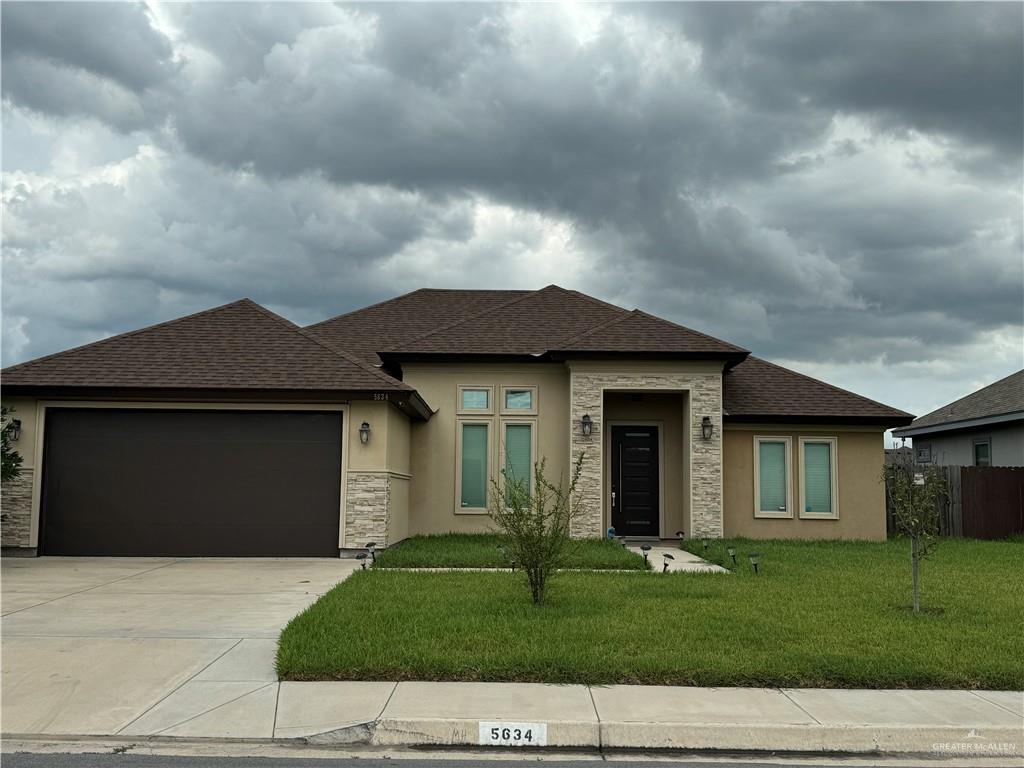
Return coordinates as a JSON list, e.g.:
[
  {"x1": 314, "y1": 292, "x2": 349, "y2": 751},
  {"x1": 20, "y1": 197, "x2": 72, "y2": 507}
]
[{"x1": 488, "y1": 453, "x2": 585, "y2": 605}]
